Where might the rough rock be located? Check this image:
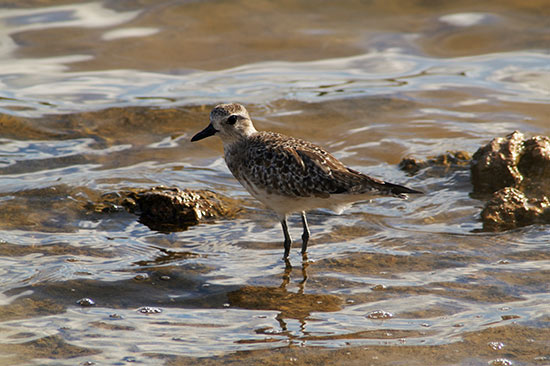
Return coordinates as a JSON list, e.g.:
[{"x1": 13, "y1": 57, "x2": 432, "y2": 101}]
[
  {"x1": 470, "y1": 131, "x2": 550, "y2": 231},
  {"x1": 517, "y1": 135, "x2": 550, "y2": 195},
  {"x1": 470, "y1": 131, "x2": 525, "y2": 195},
  {"x1": 471, "y1": 131, "x2": 550, "y2": 196},
  {"x1": 87, "y1": 186, "x2": 241, "y2": 231},
  {"x1": 480, "y1": 187, "x2": 550, "y2": 231},
  {"x1": 399, "y1": 151, "x2": 471, "y2": 175},
  {"x1": 132, "y1": 187, "x2": 241, "y2": 230},
  {"x1": 402, "y1": 132, "x2": 550, "y2": 231}
]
